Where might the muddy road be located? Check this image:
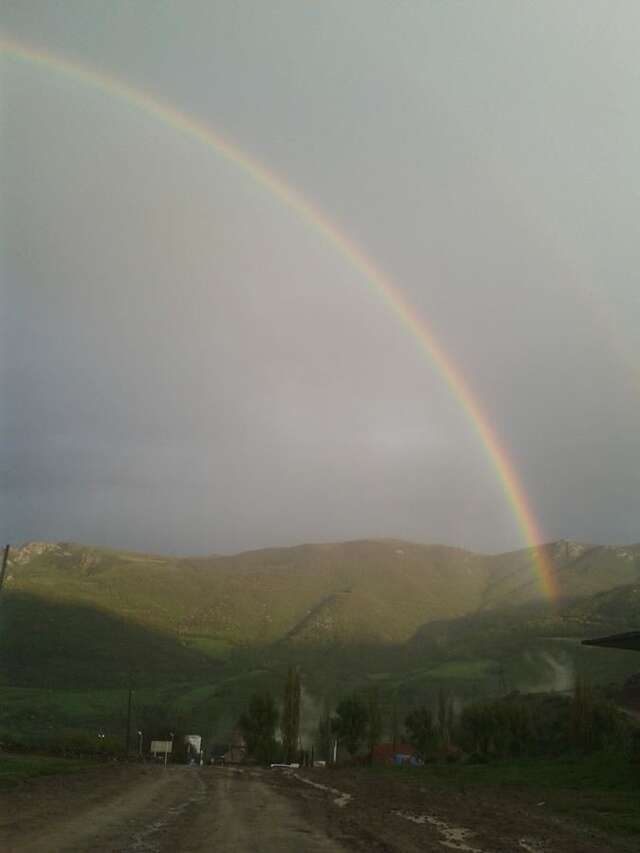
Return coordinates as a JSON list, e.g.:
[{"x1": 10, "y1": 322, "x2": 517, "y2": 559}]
[
  {"x1": 0, "y1": 765, "x2": 346, "y2": 853},
  {"x1": 0, "y1": 764, "x2": 634, "y2": 852}
]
